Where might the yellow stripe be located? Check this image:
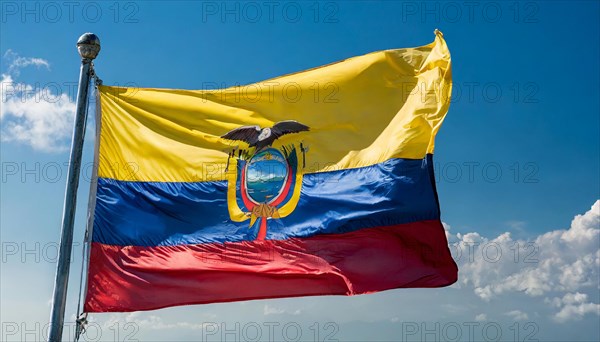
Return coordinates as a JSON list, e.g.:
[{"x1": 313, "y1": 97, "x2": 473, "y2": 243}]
[{"x1": 98, "y1": 31, "x2": 451, "y2": 182}]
